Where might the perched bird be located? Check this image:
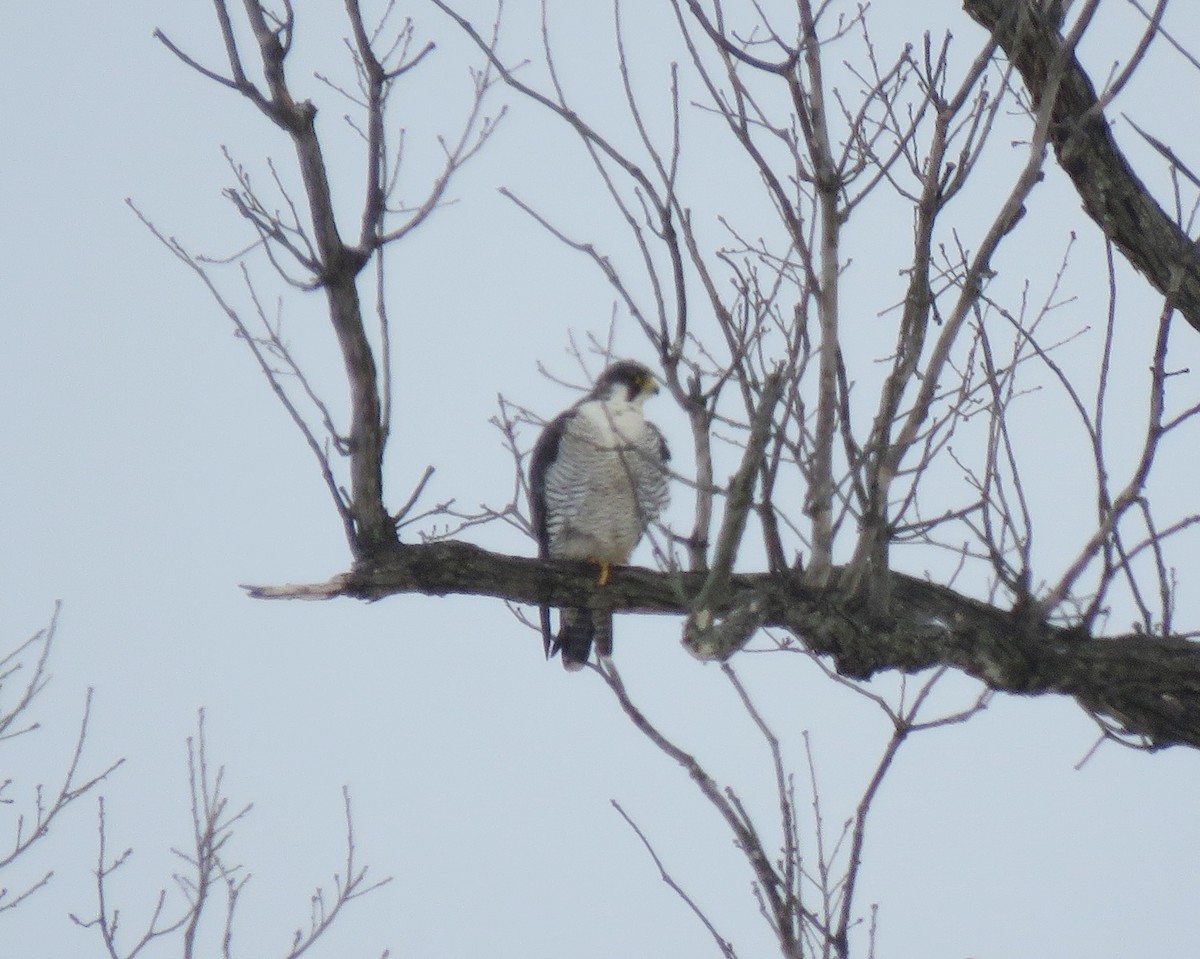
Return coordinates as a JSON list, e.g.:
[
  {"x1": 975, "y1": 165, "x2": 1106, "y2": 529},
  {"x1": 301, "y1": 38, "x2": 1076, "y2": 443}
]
[{"x1": 529, "y1": 360, "x2": 671, "y2": 669}]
